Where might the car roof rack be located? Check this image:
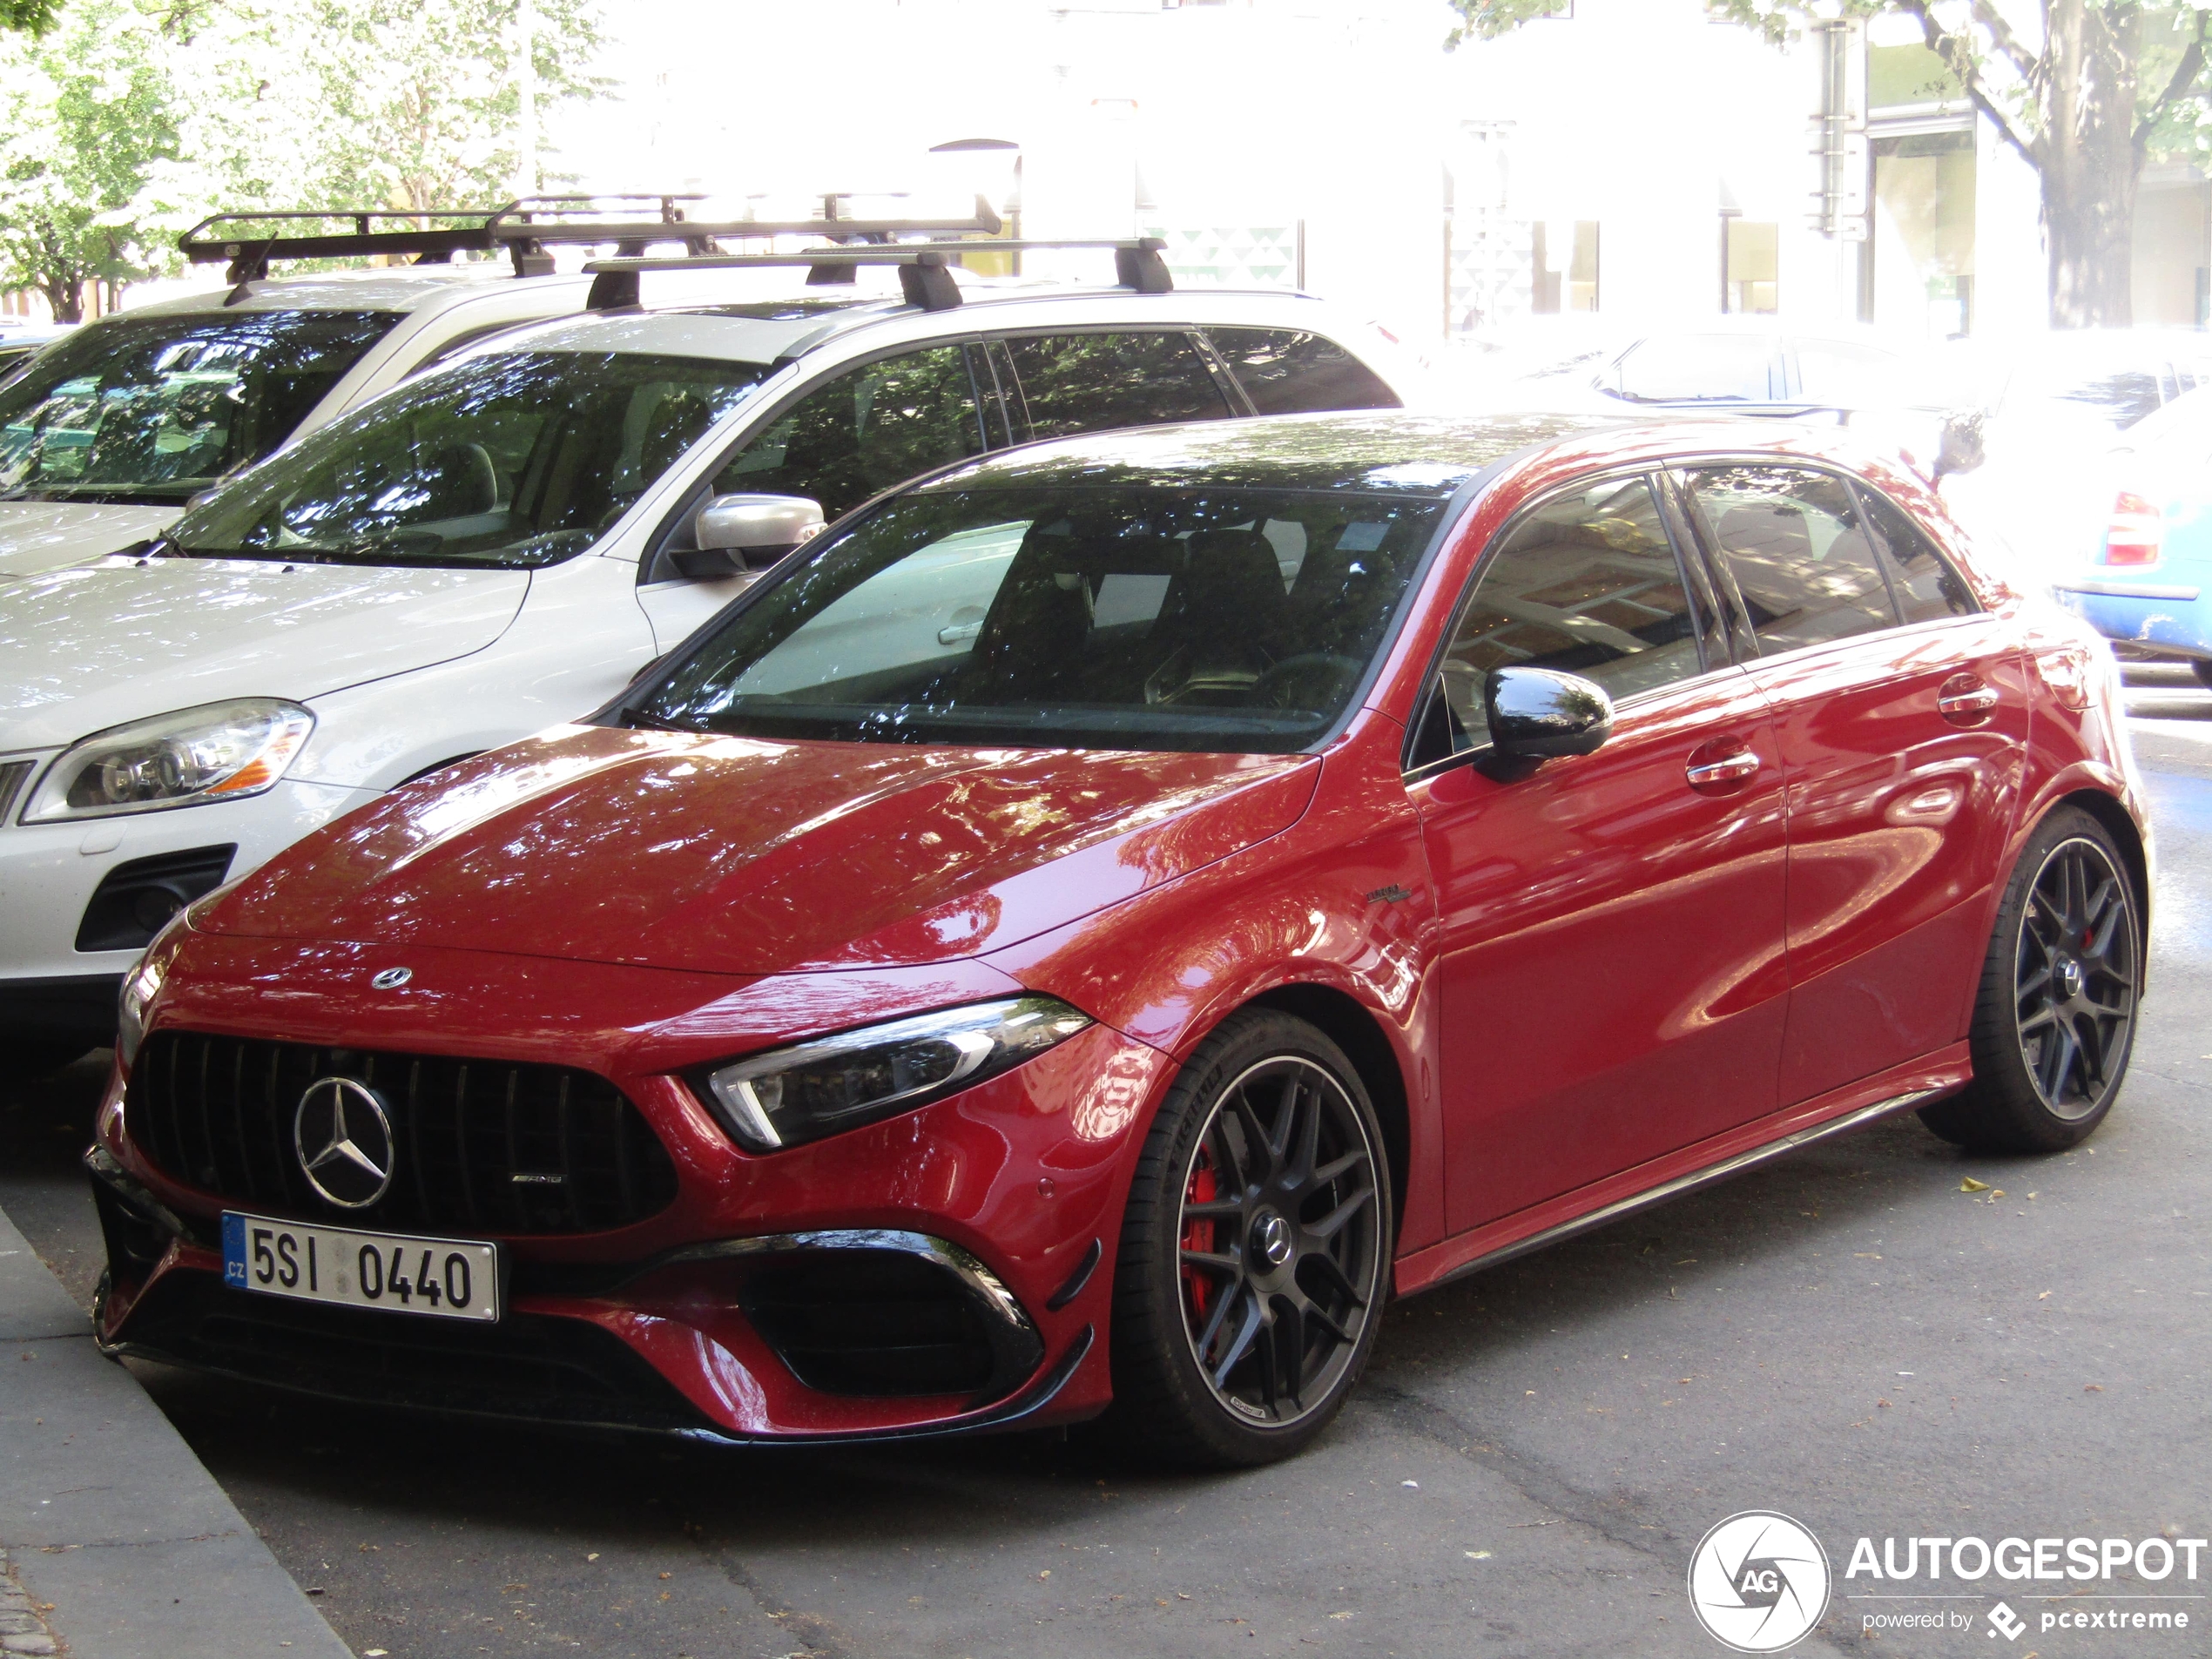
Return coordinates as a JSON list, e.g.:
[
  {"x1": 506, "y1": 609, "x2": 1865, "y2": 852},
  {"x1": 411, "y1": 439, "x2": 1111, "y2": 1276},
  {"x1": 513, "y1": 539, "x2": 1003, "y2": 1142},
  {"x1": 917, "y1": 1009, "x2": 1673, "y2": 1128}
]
[
  {"x1": 178, "y1": 210, "x2": 507, "y2": 286},
  {"x1": 579, "y1": 237, "x2": 1174, "y2": 314},
  {"x1": 484, "y1": 192, "x2": 1006, "y2": 288}
]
